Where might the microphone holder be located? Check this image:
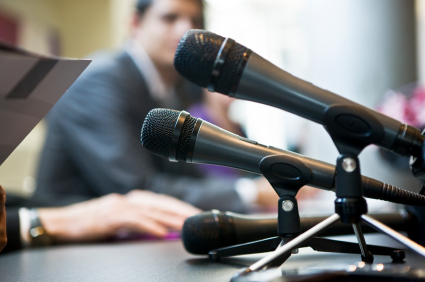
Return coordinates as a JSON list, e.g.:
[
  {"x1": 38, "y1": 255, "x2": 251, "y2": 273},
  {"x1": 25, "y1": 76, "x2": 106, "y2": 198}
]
[{"x1": 218, "y1": 105, "x2": 425, "y2": 281}]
